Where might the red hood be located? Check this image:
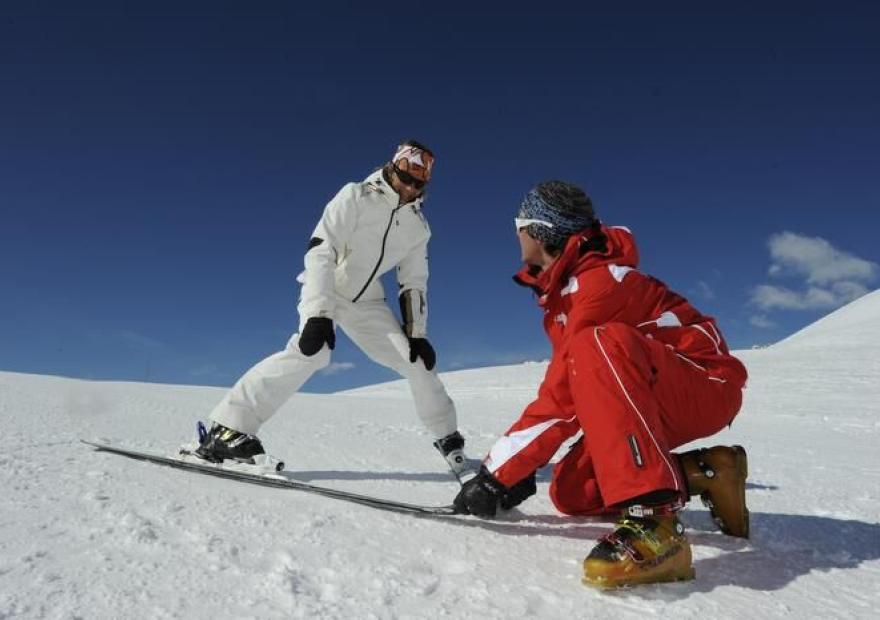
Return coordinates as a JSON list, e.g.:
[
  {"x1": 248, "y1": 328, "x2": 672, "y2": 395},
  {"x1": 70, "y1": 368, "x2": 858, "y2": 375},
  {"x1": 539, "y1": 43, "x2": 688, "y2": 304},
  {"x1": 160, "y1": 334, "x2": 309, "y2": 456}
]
[{"x1": 514, "y1": 225, "x2": 640, "y2": 294}]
